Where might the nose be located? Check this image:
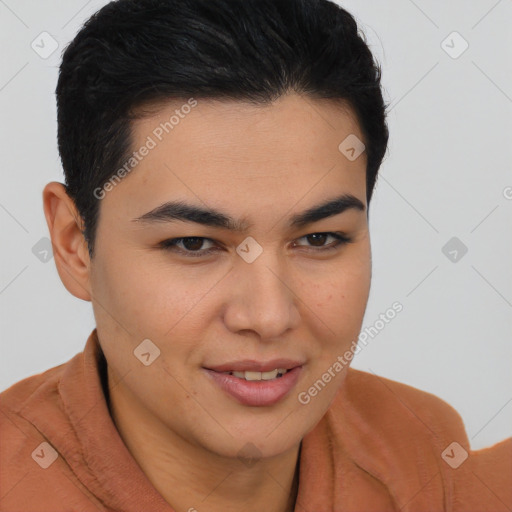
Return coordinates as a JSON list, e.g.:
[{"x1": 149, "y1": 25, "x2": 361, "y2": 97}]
[{"x1": 222, "y1": 253, "x2": 301, "y2": 340}]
